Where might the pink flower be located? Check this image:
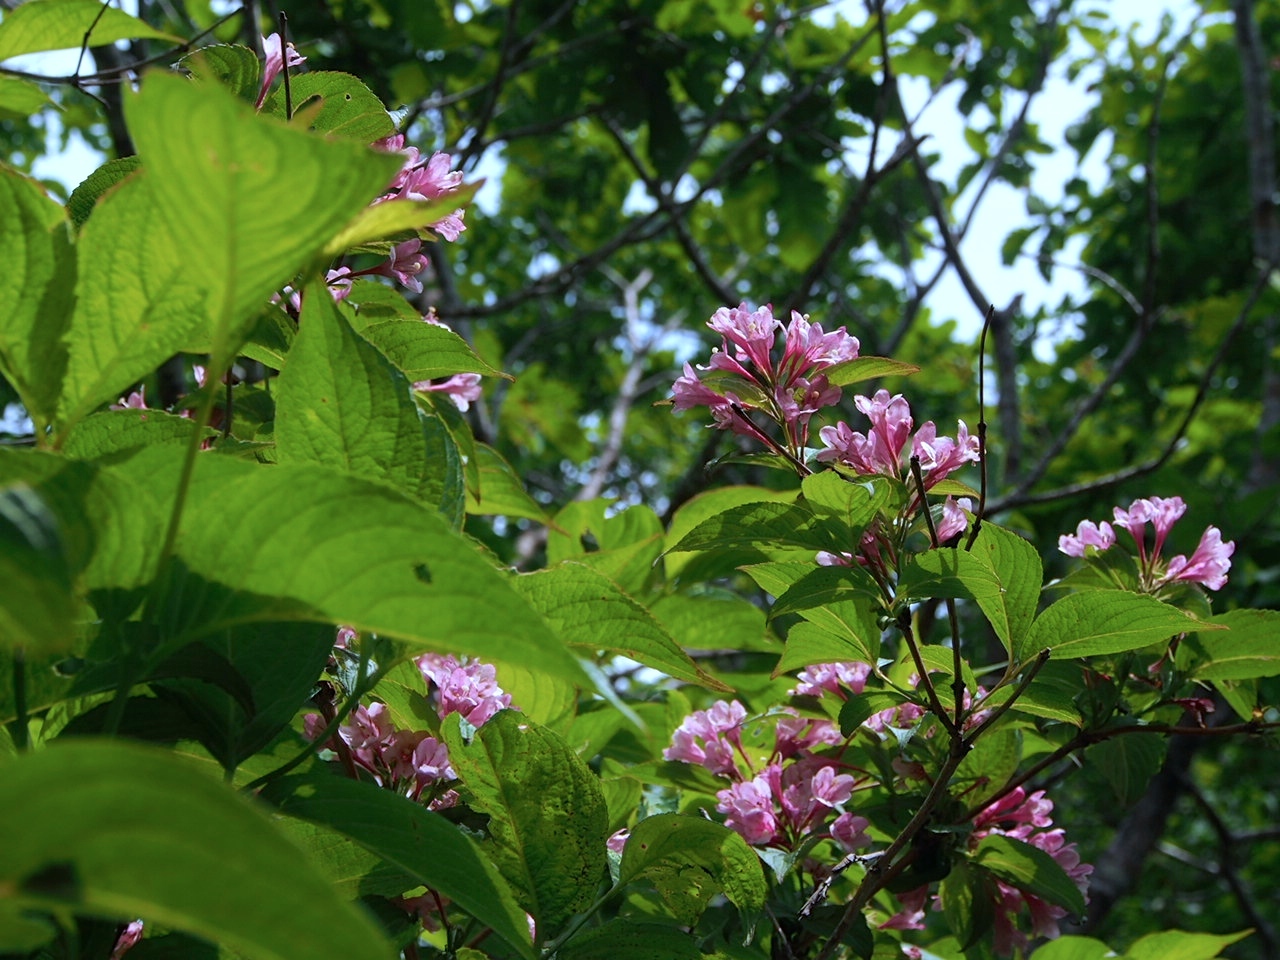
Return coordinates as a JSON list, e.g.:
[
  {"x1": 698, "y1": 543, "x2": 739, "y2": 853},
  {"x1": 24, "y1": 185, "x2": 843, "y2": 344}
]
[
  {"x1": 778, "y1": 310, "x2": 859, "y2": 382},
  {"x1": 773, "y1": 374, "x2": 841, "y2": 423},
  {"x1": 414, "y1": 373, "x2": 483, "y2": 412},
  {"x1": 401, "y1": 152, "x2": 466, "y2": 202},
  {"x1": 830, "y1": 811, "x2": 871, "y2": 852},
  {"x1": 1163, "y1": 525, "x2": 1234, "y2": 591},
  {"x1": 881, "y1": 884, "x2": 928, "y2": 930},
  {"x1": 912, "y1": 419, "x2": 980, "y2": 486},
  {"x1": 808, "y1": 764, "x2": 855, "y2": 808},
  {"x1": 373, "y1": 239, "x2": 430, "y2": 293},
  {"x1": 791, "y1": 662, "x2": 871, "y2": 698},
  {"x1": 1058, "y1": 519, "x2": 1116, "y2": 557},
  {"x1": 110, "y1": 920, "x2": 144, "y2": 960},
  {"x1": 606, "y1": 828, "x2": 630, "y2": 855},
  {"x1": 335, "y1": 625, "x2": 356, "y2": 649},
  {"x1": 256, "y1": 33, "x2": 305, "y2": 108},
  {"x1": 417, "y1": 653, "x2": 512, "y2": 726},
  {"x1": 111, "y1": 387, "x2": 147, "y2": 411},
  {"x1": 935, "y1": 496, "x2": 972, "y2": 543},
  {"x1": 663, "y1": 700, "x2": 746, "y2": 776},
  {"x1": 707, "y1": 302, "x2": 780, "y2": 376},
  {"x1": 430, "y1": 208, "x2": 467, "y2": 241},
  {"x1": 717, "y1": 774, "x2": 779, "y2": 844}
]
